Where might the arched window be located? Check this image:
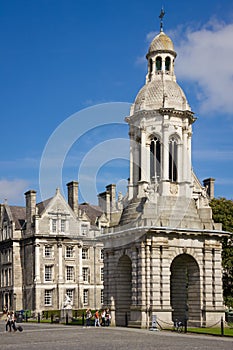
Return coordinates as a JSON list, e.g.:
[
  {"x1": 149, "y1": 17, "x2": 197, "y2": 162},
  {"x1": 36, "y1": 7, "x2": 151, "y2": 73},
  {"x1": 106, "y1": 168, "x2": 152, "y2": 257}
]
[
  {"x1": 150, "y1": 137, "x2": 161, "y2": 181},
  {"x1": 156, "y1": 56, "x2": 162, "y2": 71},
  {"x1": 169, "y1": 137, "x2": 178, "y2": 182},
  {"x1": 149, "y1": 59, "x2": 153, "y2": 74},
  {"x1": 165, "y1": 56, "x2": 171, "y2": 72}
]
